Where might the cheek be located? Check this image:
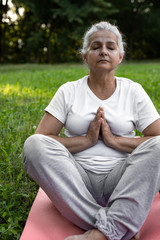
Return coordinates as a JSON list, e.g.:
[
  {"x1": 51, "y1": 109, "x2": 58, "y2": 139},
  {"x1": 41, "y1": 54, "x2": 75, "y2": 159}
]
[
  {"x1": 111, "y1": 53, "x2": 122, "y2": 63},
  {"x1": 86, "y1": 53, "x2": 94, "y2": 64}
]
